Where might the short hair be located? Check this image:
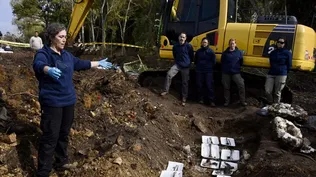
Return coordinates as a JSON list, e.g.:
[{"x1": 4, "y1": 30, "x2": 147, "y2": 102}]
[
  {"x1": 35, "y1": 31, "x2": 38, "y2": 33},
  {"x1": 179, "y1": 32, "x2": 187, "y2": 37},
  {"x1": 45, "y1": 23, "x2": 67, "y2": 46},
  {"x1": 276, "y1": 36, "x2": 288, "y2": 48},
  {"x1": 228, "y1": 38, "x2": 236, "y2": 44},
  {"x1": 201, "y1": 37, "x2": 209, "y2": 43},
  {"x1": 277, "y1": 36, "x2": 286, "y2": 41}
]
